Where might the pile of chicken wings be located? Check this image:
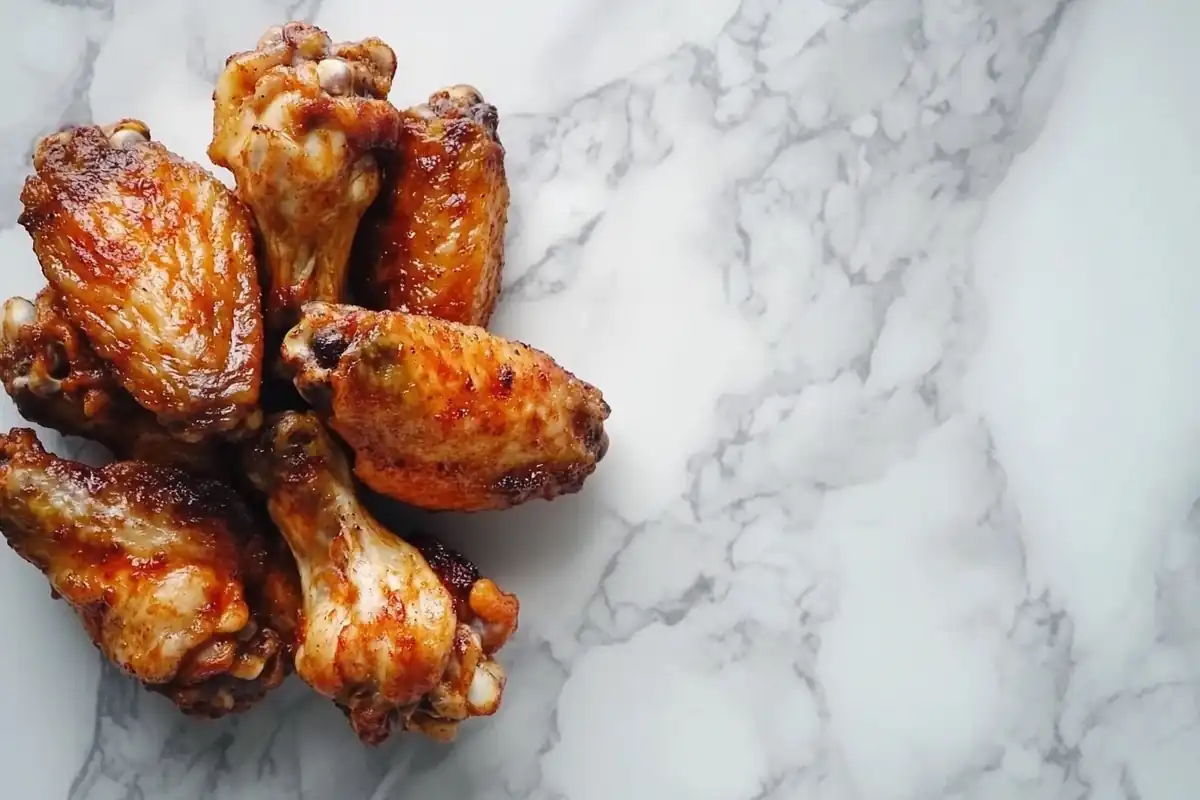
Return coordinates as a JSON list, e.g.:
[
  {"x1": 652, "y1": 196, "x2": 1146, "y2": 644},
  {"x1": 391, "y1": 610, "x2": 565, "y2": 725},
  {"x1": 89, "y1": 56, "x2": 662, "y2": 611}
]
[{"x1": 0, "y1": 22, "x2": 609, "y2": 746}]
